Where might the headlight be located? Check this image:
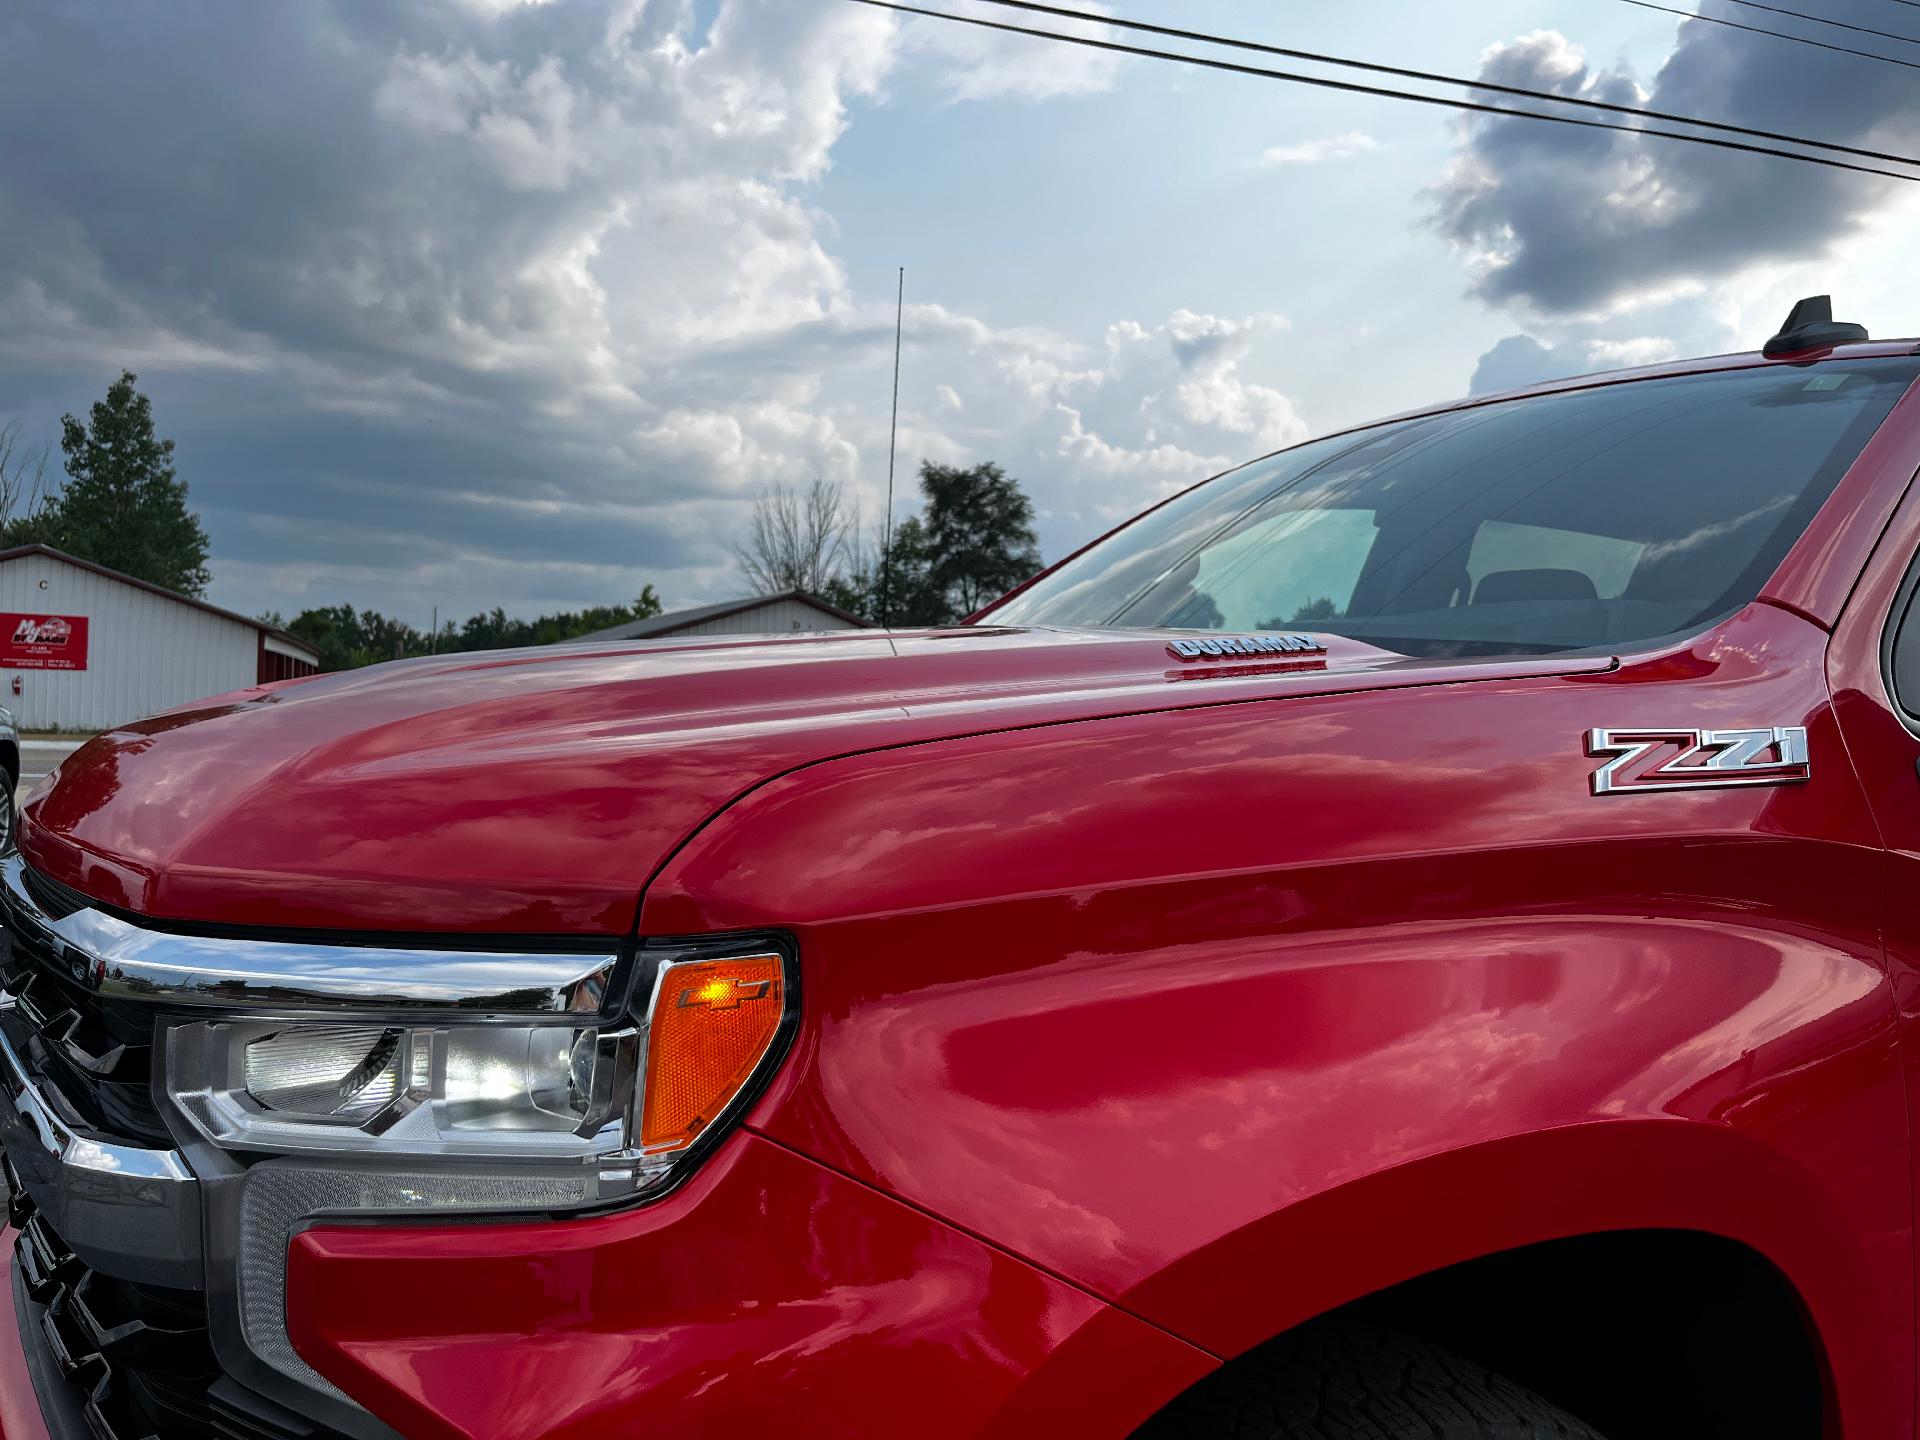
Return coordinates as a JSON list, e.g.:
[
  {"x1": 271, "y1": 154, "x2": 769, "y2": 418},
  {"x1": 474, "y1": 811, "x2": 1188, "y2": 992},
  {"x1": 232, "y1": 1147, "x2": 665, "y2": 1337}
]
[
  {"x1": 172, "y1": 1020, "x2": 637, "y2": 1153},
  {"x1": 164, "y1": 943, "x2": 792, "y2": 1201},
  {"x1": 0, "y1": 845, "x2": 802, "y2": 1427},
  {"x1": 167, "y1": 943, "x2": 797, "y2": 1416}
]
